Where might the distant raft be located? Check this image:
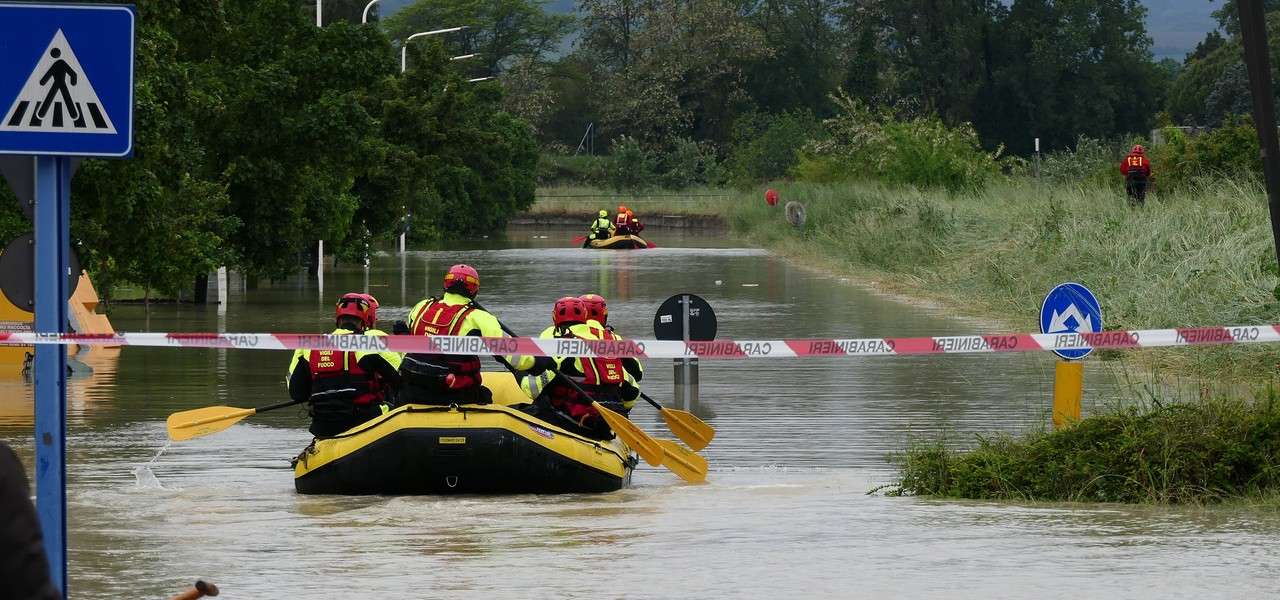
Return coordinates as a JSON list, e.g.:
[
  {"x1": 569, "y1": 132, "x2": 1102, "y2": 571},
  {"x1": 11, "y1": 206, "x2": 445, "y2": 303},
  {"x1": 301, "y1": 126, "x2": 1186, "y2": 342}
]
[
  {"x1": 292, "y1": 372, "x2": 635, "y2": 495},
  {"x1": 587, "y1": 234, "x2": 650, "y2": 250}
]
